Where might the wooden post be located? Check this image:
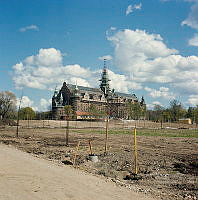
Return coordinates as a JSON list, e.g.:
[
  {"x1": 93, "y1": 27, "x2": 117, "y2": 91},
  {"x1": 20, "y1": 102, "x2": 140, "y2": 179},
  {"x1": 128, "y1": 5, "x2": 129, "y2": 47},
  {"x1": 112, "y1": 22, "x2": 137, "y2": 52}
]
[
  {"x1": 105, "y1": 116, "x2": 109, "y2": 154},
  {"x1": 73, "y1": 141, "x2": 80, "y2": 166},
  {"x1": 89, "y1": 140, "x2": 93, "y2": 155},
  {"x1": 134, "y1": 127, "x2": 138, "y2": 174},
  {"x1": 66, "y1": 118, "x2": 69, "y2": 146},
  {"x1": 16, "y1": 92, "x2": 23, "y2": 137},
  {"x1": 16, "y1": 112, "x2": 20, "y2": 137},
  {"x1": 27, "y1": 114, "x2": 29, "y2": 128}
]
